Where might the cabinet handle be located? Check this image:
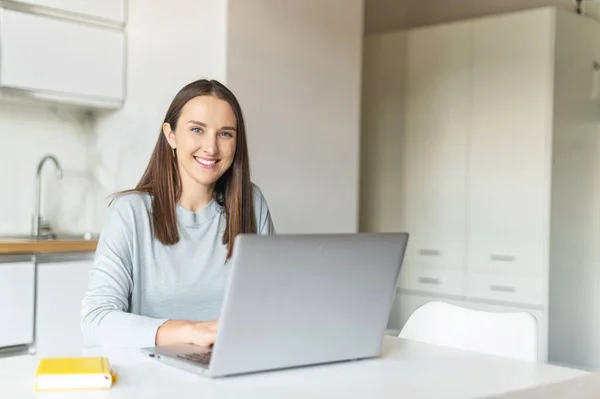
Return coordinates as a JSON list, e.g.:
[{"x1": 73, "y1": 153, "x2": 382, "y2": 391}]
[
  {"x1": 490, "y1": 254, "x2": 516, "y2": 262},
  {"x1": 418, "y1": 277, "x2": 441, "y2": 285},
  {"x1": 489, "y1": 284, "x2": 515, "y2": 293},
  {"x1": 419, "y1": 249, "x2": 442, "y2": 257}
]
